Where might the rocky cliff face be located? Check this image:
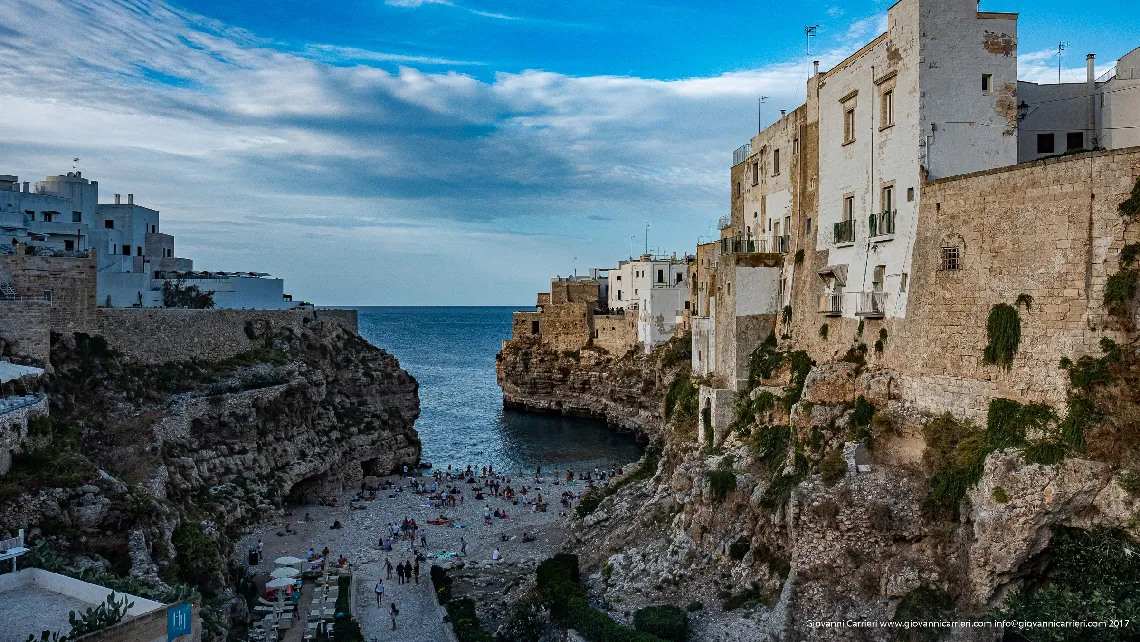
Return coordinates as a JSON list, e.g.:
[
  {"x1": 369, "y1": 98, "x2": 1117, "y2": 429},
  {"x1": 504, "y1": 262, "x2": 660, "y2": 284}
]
[
  {"x1": 496, "y1": 336, "x2": 688, "y2": 441},
  {"x1": 0, "y1": 318, "x2": 419, "y2": 635},
  {"x1": 501, "y1": 333, "x2": 1140, "y2": 641}
]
